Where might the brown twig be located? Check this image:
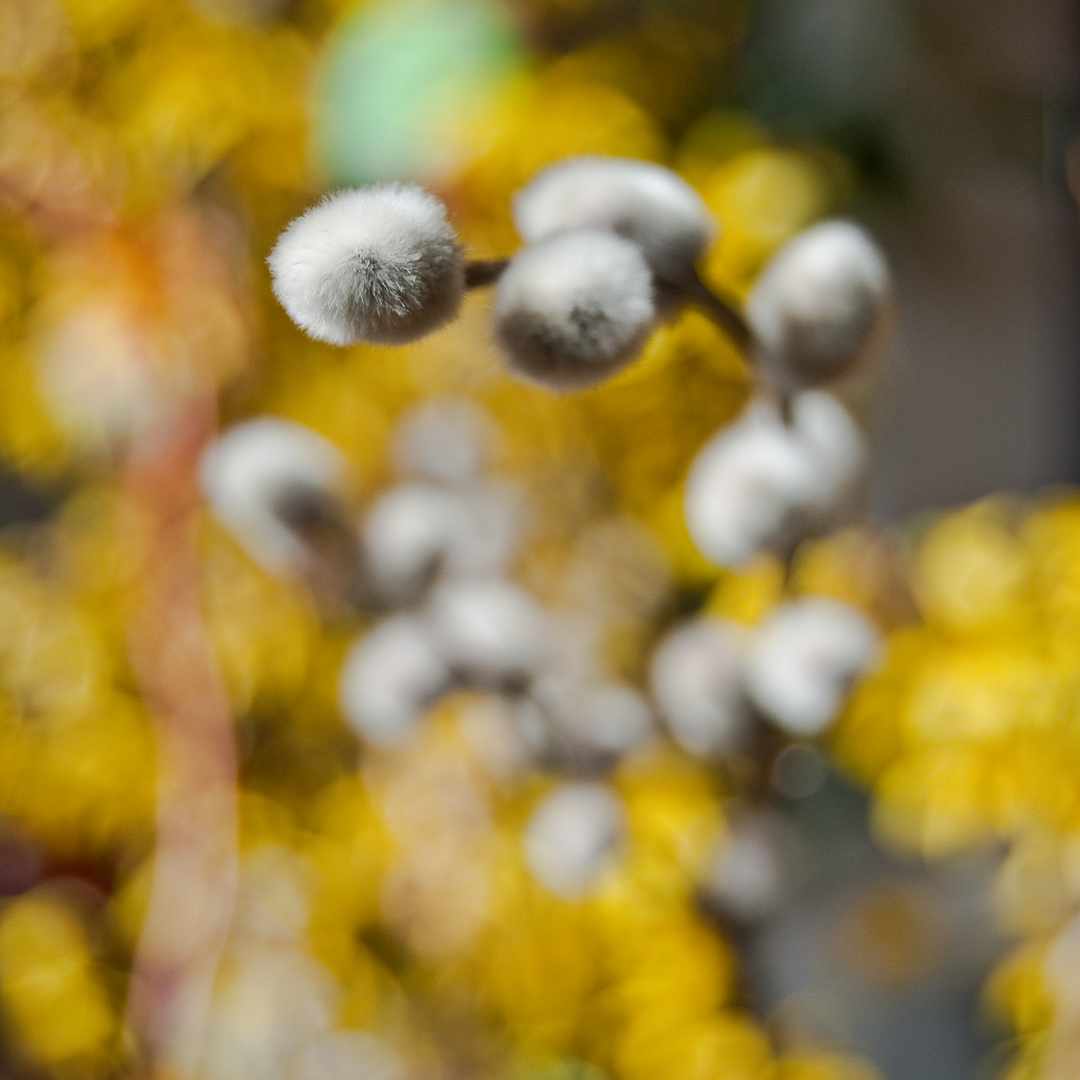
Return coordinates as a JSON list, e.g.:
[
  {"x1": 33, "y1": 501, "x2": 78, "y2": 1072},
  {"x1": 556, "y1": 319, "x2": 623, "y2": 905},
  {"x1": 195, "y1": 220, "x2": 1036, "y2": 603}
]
[
  {"x1": 666, "y1": 268, "x2": 753, "y2": 352},
  {"x1": 464, "y1": 258, "x2": 510, "y2": 288}
]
